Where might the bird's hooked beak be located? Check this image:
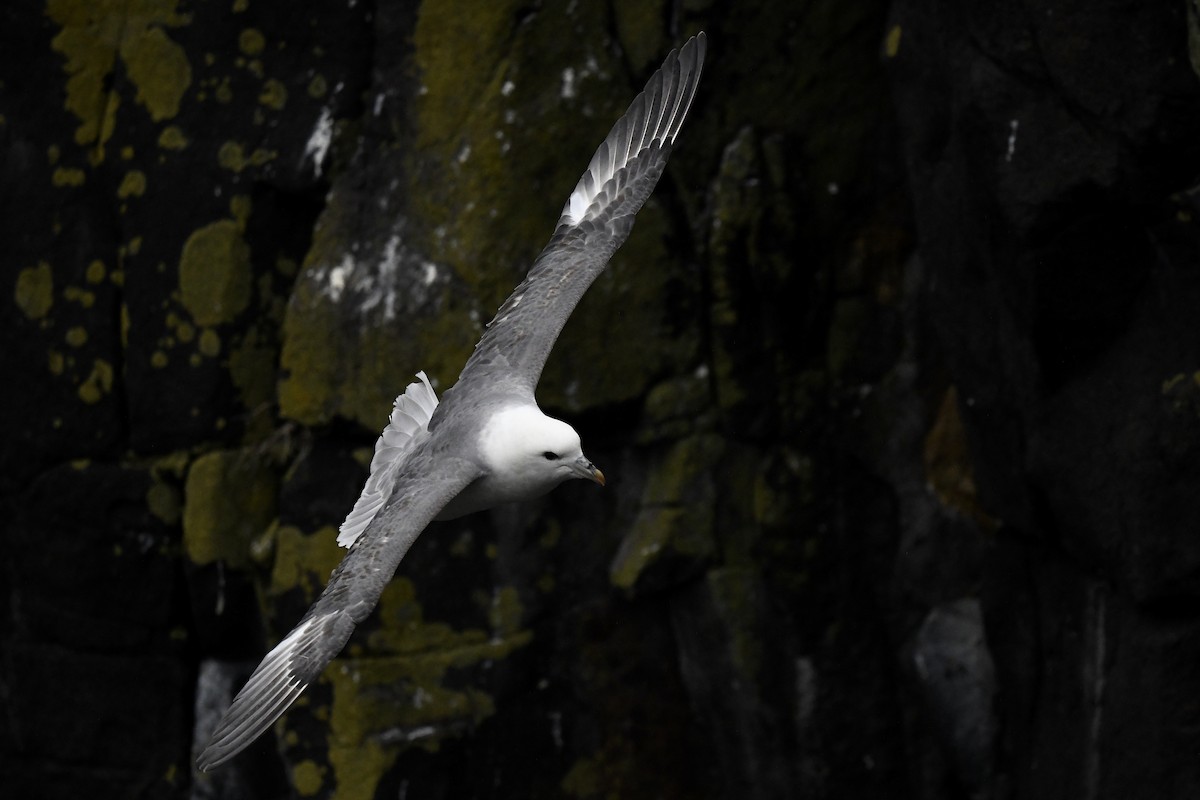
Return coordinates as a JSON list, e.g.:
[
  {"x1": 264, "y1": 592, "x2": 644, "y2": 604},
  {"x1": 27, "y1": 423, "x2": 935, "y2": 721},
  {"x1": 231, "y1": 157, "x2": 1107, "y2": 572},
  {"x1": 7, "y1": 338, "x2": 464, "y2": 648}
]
[{"x1": 573, "y1": 455, "x2": 606, "y2": 486}]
